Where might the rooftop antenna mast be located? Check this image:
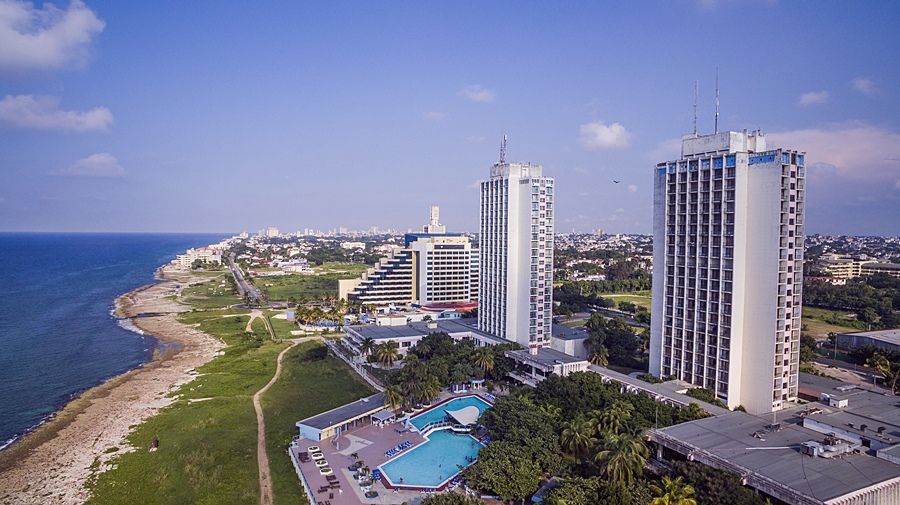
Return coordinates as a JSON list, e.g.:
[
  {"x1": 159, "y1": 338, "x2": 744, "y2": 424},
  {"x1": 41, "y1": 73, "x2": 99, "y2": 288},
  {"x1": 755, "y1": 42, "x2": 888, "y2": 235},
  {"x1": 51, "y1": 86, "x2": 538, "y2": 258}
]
[
  {"x1": 714, "y1": 67, "x2": 720, "y2": 134},
  {"x1": 499, "y1": 134, "x2": 508, "y2": 164},
  {"x1": 693, "y1": 80, "x2": 699, "y2": 135}
]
